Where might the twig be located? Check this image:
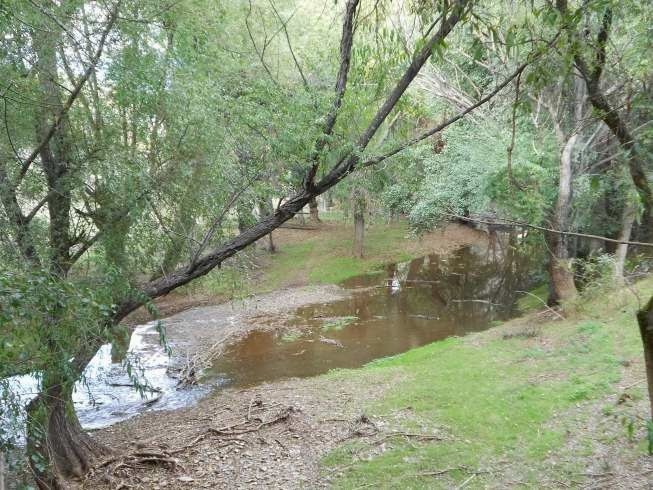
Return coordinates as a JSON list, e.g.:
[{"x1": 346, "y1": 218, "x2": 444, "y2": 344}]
[
  {"x1": 621, "y1": 378, "x2": 645, "y2": 390},
  {"x1": 516, "y1": 290, "x2": 565, "y2": 320},
  {"x1": 456, "y1": 473, "x2": 476, "y2": 489}
]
